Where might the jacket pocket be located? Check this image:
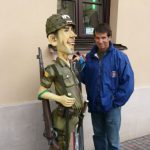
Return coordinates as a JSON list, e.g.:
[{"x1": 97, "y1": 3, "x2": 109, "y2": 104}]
[{"x1": 62, "y1": 73, "x2": 79, "y2": 87}]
